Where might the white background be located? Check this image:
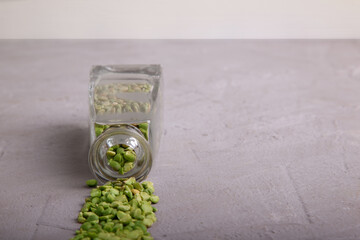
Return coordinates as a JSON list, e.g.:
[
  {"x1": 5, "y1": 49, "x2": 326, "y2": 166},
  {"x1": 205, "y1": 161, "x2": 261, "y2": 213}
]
[{"x1": 1, "y1": 0, "x2": 360, "y2": 38}]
